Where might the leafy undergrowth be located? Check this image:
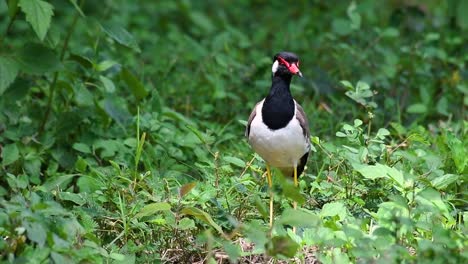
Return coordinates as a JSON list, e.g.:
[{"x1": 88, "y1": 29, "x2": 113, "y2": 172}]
[{"x1": 0, "y1": 1, "x2": 467, "y2": 263}]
